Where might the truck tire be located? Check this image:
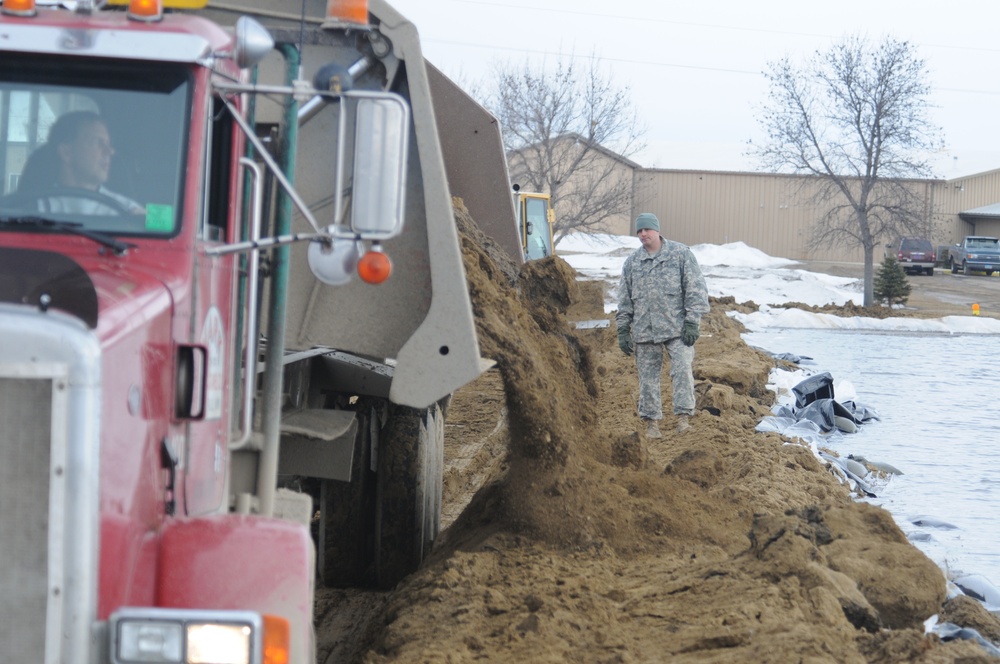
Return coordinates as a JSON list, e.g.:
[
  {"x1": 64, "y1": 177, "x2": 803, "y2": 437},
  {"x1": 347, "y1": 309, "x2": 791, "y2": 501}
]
[
  {"x1": 374, "y1": 401, "x2": 444, "y2": 590},
  {"x1": 963, "y1": 261, "x2": 971, "y2": 276},
  {"x1": 318, "y1": 407, "x2": 376, "y2": 587},
  {"x1": 950, "y1": 259, "x2": 958, "y2": 274}
]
